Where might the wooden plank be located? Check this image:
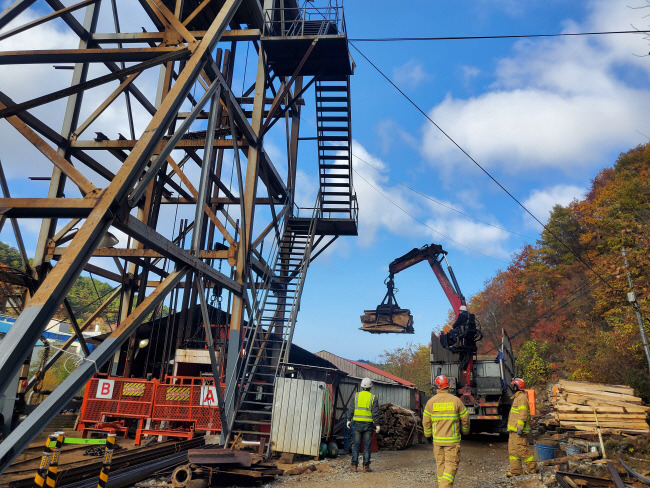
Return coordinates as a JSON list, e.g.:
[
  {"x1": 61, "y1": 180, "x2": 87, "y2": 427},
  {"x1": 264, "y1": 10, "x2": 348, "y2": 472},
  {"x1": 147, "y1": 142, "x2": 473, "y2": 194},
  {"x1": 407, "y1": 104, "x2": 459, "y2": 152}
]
[
  {"x1": 558, "y1": 385, "x2": 641, "y2": 403},
  {"x1": 557, "y1": 413, "x2": 648, "y2": 421},
  {"x1": 361, "y1": 309, "x2": 413, "y2": 327},
  {"x1": 561, "y1": 393, "x2": 647, "y2": 409},
  {"x1": 556, "y1": 404, "x2": 649, "y2": 414},
  {"x1": 558, "y1": 380, "x2": 634, "y2": 396},
  {"x1": 569, "y1": 426, "x2": 650, "y2": 434},
  {"x1": 560, "y1": 420, "x2": 650, "y2": 429},
  {"x1": 541, "y1": 451, "x2": 600, "y2": 466}
]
